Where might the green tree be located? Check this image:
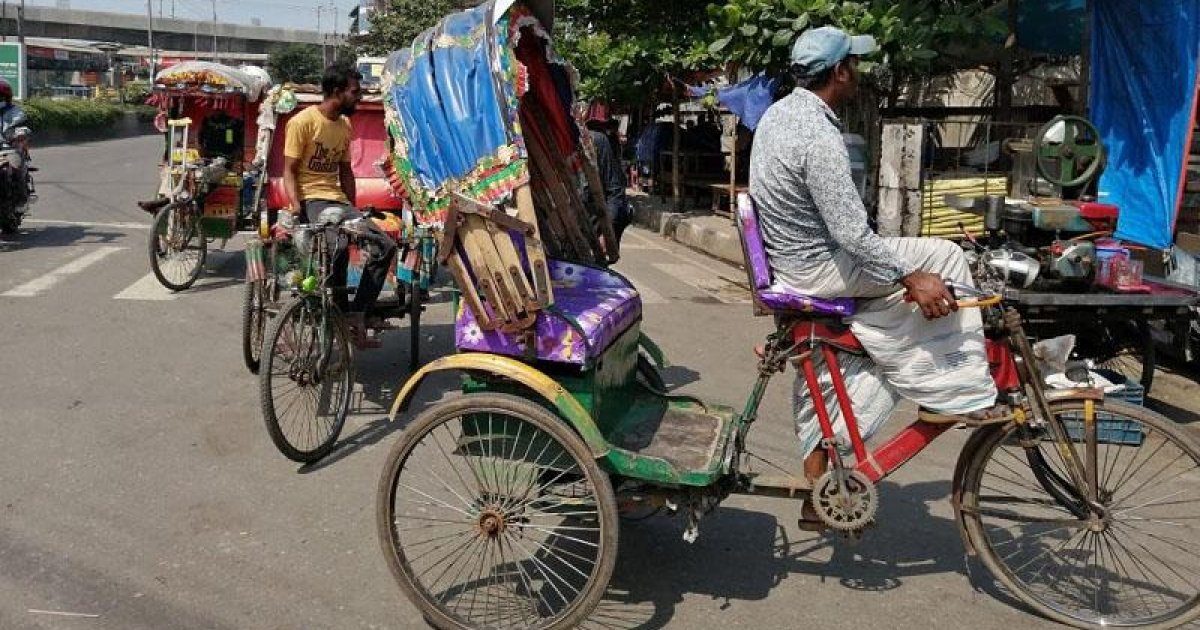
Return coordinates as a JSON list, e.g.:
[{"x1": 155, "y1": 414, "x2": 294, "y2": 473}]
[
  {"x1": 555, "y1": 0, "x2": 713, "y2": 108},
  {"x1": 350, "y1": 0, "x2": 458, "y2": 57},
  {"x1": 267, "y1": 43, "x2": 323, "y2": 85},
  {"x1": 706, "y1": 0, "x2": 1007, "y2": 85}
]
